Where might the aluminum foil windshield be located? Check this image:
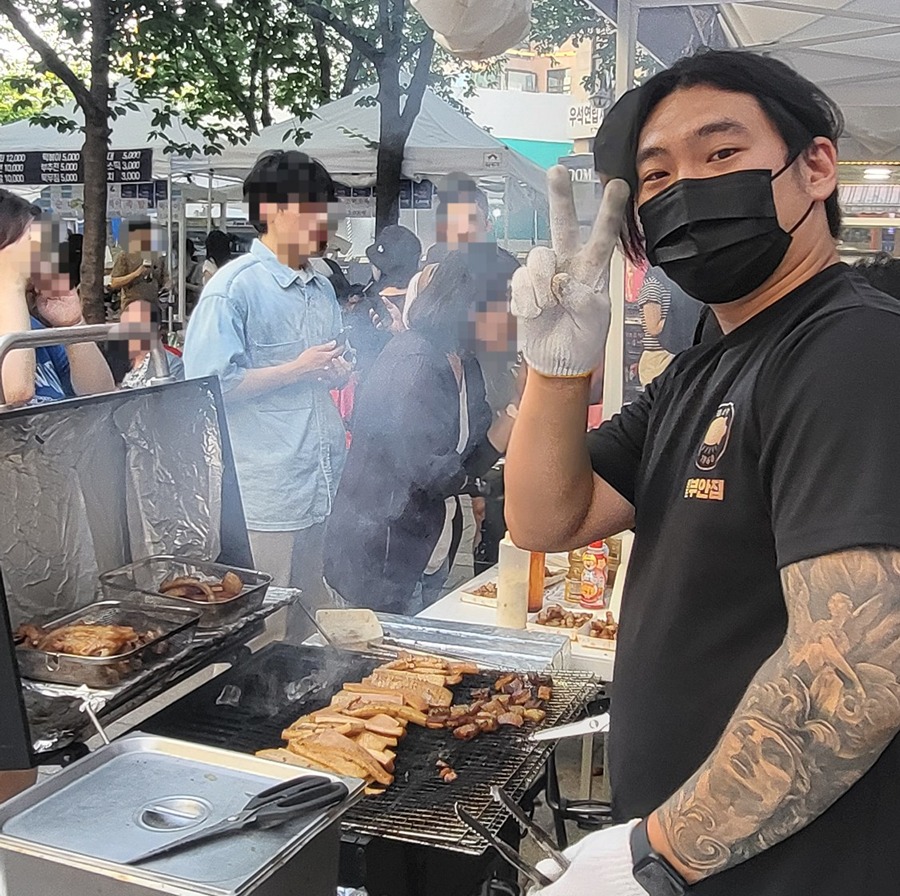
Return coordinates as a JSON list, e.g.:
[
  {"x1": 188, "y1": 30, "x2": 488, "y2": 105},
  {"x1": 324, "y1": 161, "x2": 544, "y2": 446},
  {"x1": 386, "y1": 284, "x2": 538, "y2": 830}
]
[
  {"x1": 0, "y1": 383, "x2": 225, "y2": 629},
  {"x1": 114, "y1": 391, "x2": 222, "y2": 563}
]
